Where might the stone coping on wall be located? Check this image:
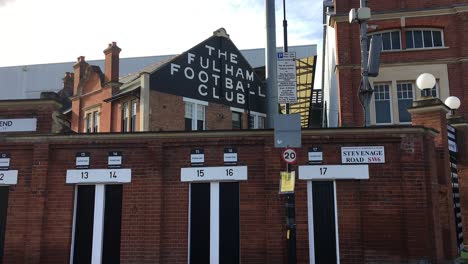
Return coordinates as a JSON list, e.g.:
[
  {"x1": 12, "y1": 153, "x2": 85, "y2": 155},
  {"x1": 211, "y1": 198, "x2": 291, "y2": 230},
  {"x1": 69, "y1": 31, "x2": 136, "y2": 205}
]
[{"x1": 0, "y1": 125, "x2": 438, "y2": 144}]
